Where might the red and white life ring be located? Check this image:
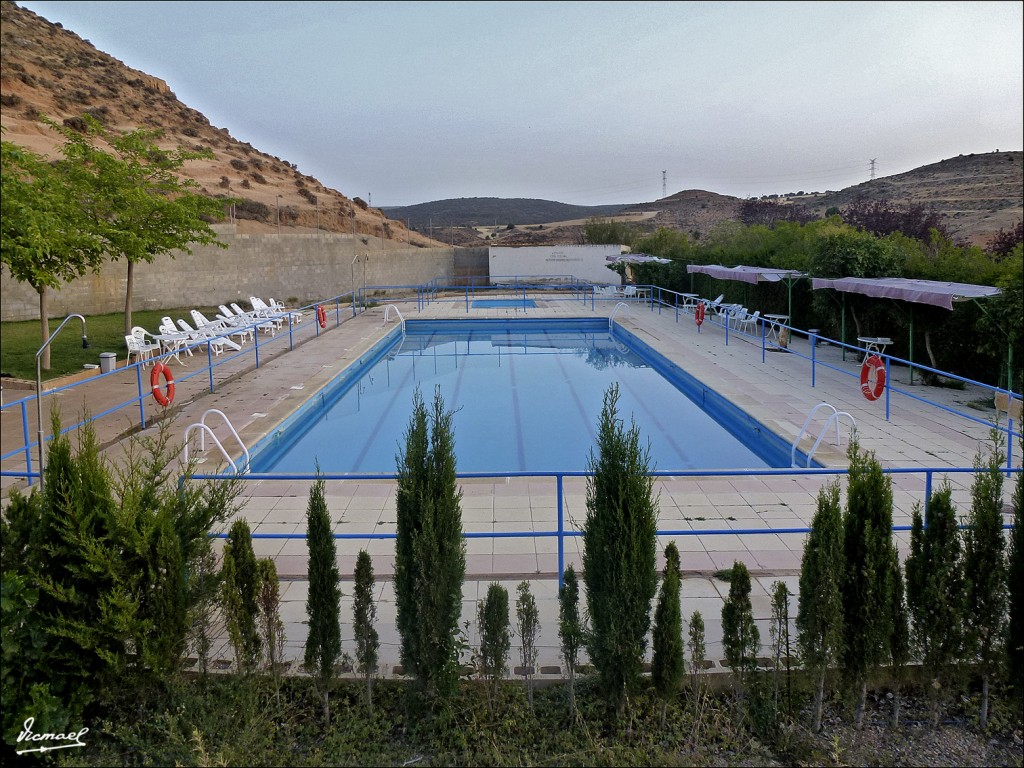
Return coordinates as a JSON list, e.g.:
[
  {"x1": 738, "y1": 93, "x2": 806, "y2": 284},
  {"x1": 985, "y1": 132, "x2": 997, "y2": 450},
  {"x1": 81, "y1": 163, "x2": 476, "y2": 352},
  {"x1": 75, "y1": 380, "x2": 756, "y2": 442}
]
[
  {"x1": 316, "y1": 304, "x2": 327, "y2": 329},
  {"x1": 694, "y1": 301, "x2": 706, "y2": 327},
  {"x1": 860, "y1": 355, "x2": 886, "y2": 401},
  {"x1": 151, "y1": 362, "x2": 175, "y2": 407}
]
